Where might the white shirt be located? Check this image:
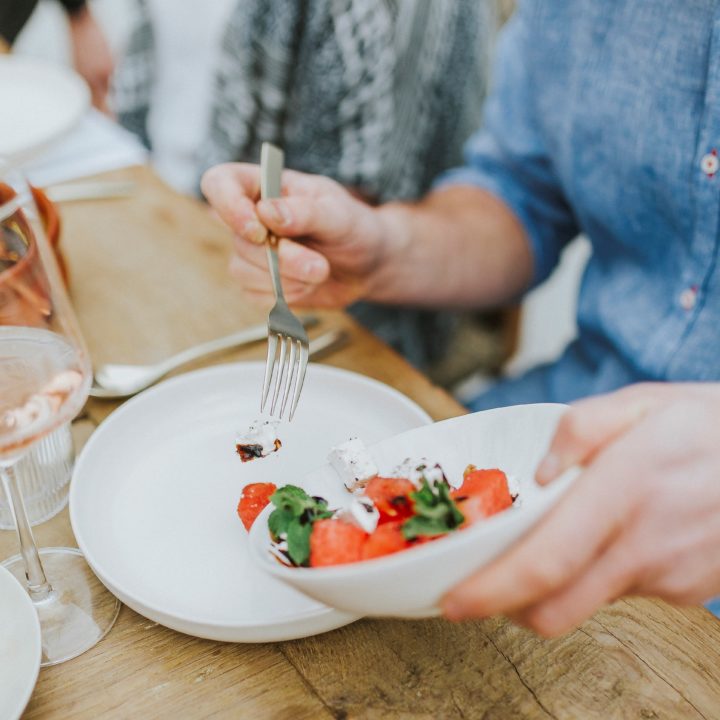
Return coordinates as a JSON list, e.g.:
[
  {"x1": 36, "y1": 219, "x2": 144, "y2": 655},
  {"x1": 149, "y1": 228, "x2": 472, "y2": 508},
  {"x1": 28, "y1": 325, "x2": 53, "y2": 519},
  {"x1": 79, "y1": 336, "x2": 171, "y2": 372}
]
[{"x1": 145, "y1": 0, "x2": 237, "y2": 194}]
